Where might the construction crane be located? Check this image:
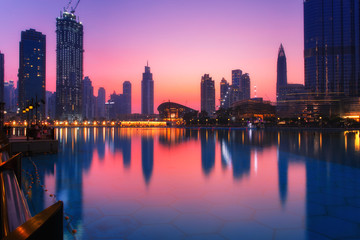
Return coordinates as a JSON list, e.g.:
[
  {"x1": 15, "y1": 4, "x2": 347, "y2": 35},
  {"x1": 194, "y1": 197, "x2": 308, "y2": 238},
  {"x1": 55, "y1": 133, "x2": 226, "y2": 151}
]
[{"x1": 64, "y1": 0, "x2": 81, "y2": 14}]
